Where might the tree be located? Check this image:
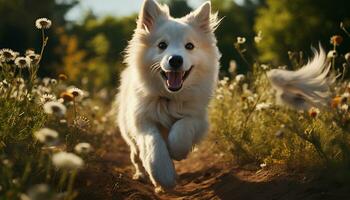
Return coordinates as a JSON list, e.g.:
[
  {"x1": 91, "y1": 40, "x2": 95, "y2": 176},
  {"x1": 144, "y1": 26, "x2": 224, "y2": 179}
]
[
  {"x1": 255, "y1": 0, "x2": 350, "y2": 65},
  {"x1": 211, "y1": 0, "x2": 262, "y2": 74}
]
